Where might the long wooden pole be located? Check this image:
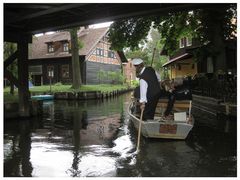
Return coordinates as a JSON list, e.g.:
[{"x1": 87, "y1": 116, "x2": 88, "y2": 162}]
[
  {"x1": 136, "y1": 108, "x2": 144, "y2": 152},
  {"x1": 150, "y1": 47, "x2": 156, "y2": 67}
]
